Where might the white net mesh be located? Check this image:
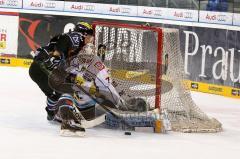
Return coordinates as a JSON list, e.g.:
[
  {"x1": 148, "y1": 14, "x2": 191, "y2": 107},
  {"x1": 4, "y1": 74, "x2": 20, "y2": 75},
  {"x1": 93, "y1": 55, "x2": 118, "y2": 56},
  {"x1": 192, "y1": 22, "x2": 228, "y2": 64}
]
[
  {"x1": 94, "y1": 22, "x2": 222, "y2": 133},
  {"x1": 94, "y1": 24, "x2": 159, "y2": 108},
  {"x1": 161, "y1": 28, "x2": 222, "y2": 132}
]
